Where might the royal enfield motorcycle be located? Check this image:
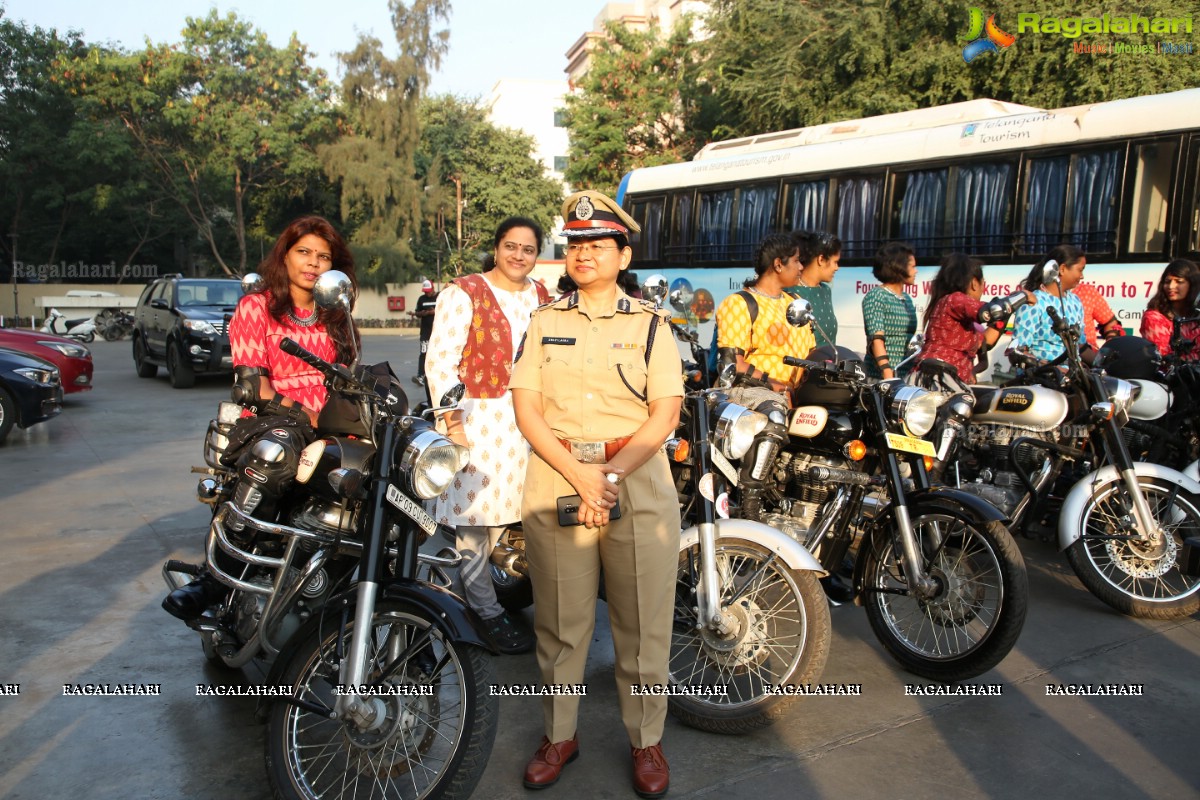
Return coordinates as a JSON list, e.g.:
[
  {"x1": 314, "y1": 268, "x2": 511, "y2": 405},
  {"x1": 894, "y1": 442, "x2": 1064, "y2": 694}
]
[
  {"x1": 912, "y1": 274, "x2": 1200, "y2": 619},
  {"x1": 163, "y1": 271, "x2": 496, "y2": 800}
]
